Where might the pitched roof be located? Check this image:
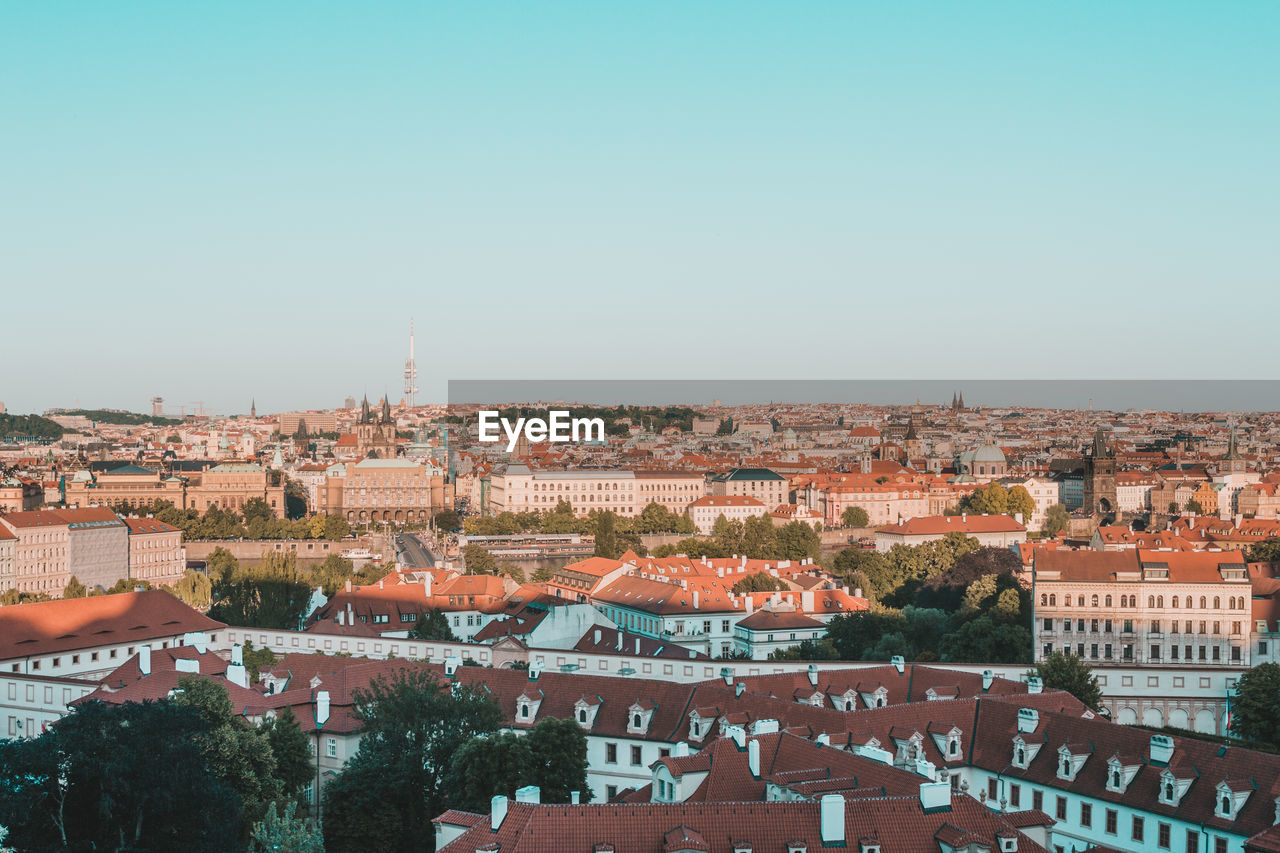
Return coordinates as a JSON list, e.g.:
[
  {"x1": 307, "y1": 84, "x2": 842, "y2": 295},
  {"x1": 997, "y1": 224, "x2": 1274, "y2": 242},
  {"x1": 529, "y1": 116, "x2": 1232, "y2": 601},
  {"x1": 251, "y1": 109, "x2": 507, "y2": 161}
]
[
  {"x1": 878, "y1": 514, "x2": 1026, "y2": 535},
  {"x1": 0, "y1": 590, "x2": 225, "y2": 661}
]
